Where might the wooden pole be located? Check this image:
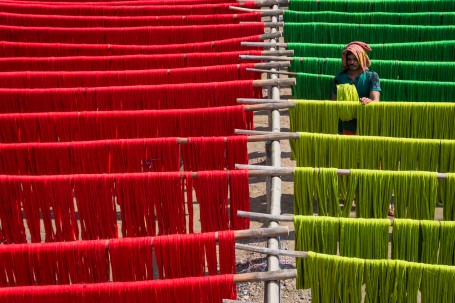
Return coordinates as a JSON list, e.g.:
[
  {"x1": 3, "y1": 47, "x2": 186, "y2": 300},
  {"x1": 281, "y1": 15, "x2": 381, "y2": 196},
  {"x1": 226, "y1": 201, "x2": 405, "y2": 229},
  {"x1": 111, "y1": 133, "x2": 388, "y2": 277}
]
[
  {"x1": 229, "y1": 6, "x2": 283, "y2": 16},
  {"x1": 252, "y1": 78, "x2": 296, "y2": 87},
  {"x1": 241, "y1": 42, "x2": 288, "y2": 48},
  {"x1": 243, "y1": 103, "x2": 294, "y2": 112},
  {"x1": 236, "y1": 0, "x2": 290, "y2": 6},
  {"x1": 233, "y1": 269, "x2": 297, "y2": 284},
  {"x1": 259, "y1": 32, "x2": 282, "y2": 40},
  {"x1": 229, "y1": 226, "x2": 289, "y2": 240},
  {"x1": 238, "y1": 210, "x2": 294, "y2": 222},
  {"x1": 235, "y1": 164, "x2": 449, "y2": 180},
  {"x1": 235, "y1": 129, "x2": 276, "y2": 135},
  {"x1": 246, "y1": 132, "x2": 300, "y2": 142},
  {"x1": 247, "y1": 68, "x2": 297, "y2": 76},
  {"x1": 236, "y1": 244, "x2": 308, "y2": 258},
  {"x1": 263, "y1": 22, "x2": 285, "y2": 27},
  {"x1": 240, "y1": 55, "x2": 293, "y2": 62},
  {"x1": 254, "y1": 62, "x2": 290, "y2": 69},
  {"x1": 261, "y1": 50, "x2": 294, "y2": 56},
  {"x1": 223, "y1": 300, "x2": 257, "y2": 303},
  {"x1": 237, "y1": 98, "x2": 290, "y2": 104}
]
